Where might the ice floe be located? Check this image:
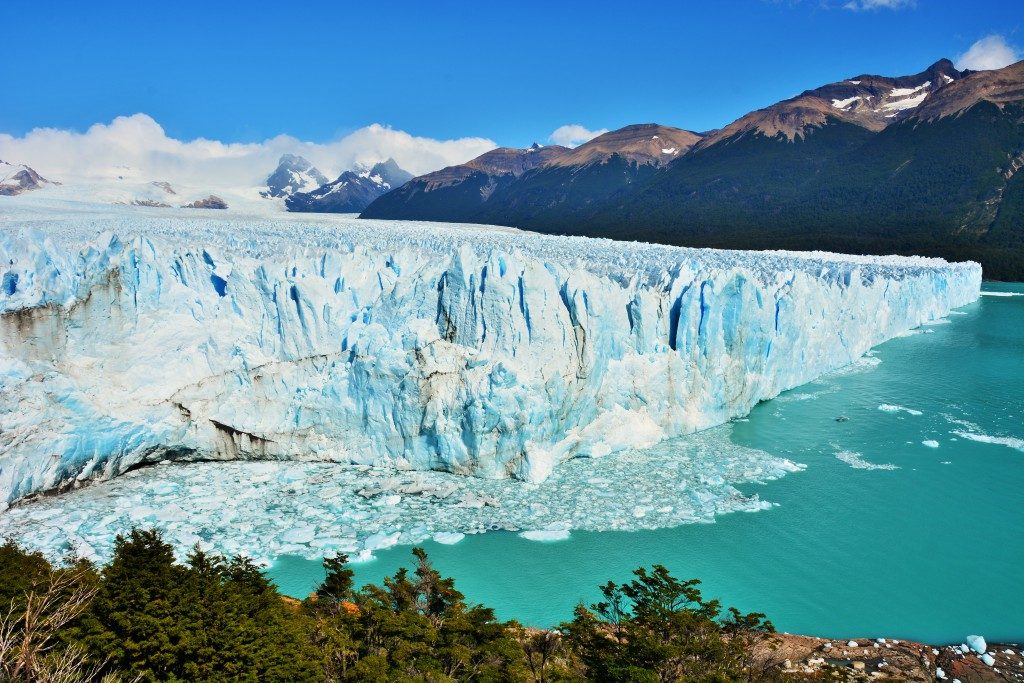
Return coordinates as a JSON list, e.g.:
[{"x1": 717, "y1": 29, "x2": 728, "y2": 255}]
[
  {"x1": 952, "y1": 431, "x2": 1024, "y2": 453},
  {"x1": 835, "y1": 450, "x2": 899, "y2": 471},
  {"x1": 879, "y1": 404, "x2": 923, "y2": 416}
]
